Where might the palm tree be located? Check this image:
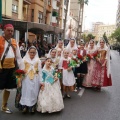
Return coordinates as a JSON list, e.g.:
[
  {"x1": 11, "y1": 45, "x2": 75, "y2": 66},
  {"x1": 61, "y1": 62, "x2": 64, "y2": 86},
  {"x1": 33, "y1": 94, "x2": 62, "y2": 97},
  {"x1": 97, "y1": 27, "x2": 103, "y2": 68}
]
[
  {"x1": 57, "y1": 1, "x2": 61, "y2": 27},
  {"x1": 77, "y1": 0, "x2": 88, "y2": 41},
  {"x1": 63, "y1": 0, "x2": 69, "y2": 40}
]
